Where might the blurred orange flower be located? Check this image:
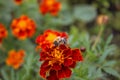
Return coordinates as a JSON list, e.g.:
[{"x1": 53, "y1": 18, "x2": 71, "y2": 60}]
[
  {"x1": 36, "y1": 29, "x2": 68, "y2": 50},
  {"x1": 11, "y1": 15, "x2": 36, "y2": 40},
  {"x1": 39, "y1": 44, "x2": 83, "y2": 80},
  {"x1": 6, "y1": 50, "x2": 25, "y2": 69},
  {"x1": 39, "y1": 0, "x2": 61, "y2": 16},
  {"x1": 14, "y1": 0, "x2": 23, "y2": 5},
  {"x1": 0, "y1": 23, "x2": 8, "y2": 43}
]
